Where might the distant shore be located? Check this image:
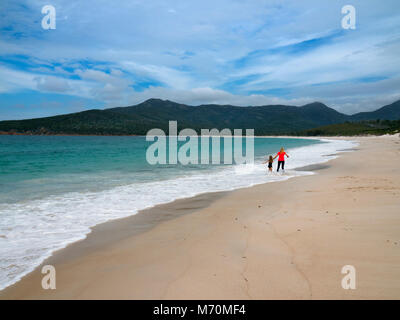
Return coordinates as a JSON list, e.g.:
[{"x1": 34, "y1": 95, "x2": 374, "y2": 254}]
[
  {"x1": 0, "y1": 131, "x2": 139, "y2": 136},
  {"x1": 1, "y1": 135, "x2": 400, "y2": 299},
  {"x1": 0, "y1": 131, "x2": 394, "y2": 138}
]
